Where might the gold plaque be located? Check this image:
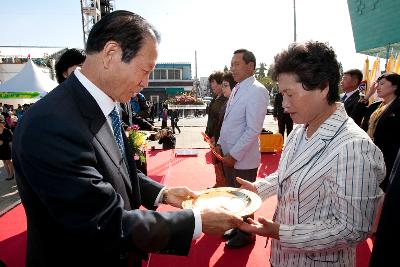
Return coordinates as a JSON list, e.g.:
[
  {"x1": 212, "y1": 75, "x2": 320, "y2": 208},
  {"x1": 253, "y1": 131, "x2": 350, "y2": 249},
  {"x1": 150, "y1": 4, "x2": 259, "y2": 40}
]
[{"x1": 182, "y1": 187, "x2": 262, "y2": 217}]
